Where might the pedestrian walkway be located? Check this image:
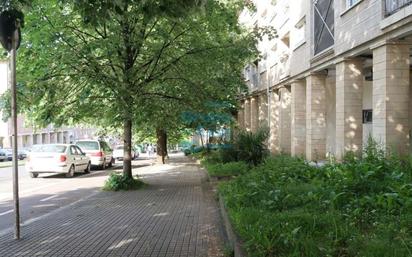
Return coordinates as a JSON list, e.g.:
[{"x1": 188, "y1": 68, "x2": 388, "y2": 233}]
[{"x1": 0, "y1": 154, "x2": 226, "y2": 257}]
